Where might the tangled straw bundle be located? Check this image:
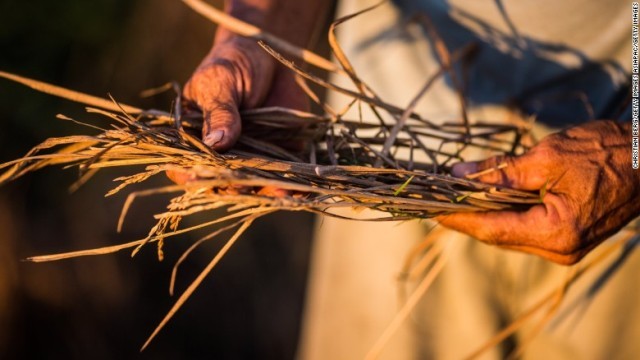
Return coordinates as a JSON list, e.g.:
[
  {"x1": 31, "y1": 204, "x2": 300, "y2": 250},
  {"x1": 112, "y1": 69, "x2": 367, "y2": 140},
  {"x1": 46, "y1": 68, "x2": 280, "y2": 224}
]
[
  {"x1": 0, "y1": 0, "x2": 538, "y2": 355},
  {"x1": 5, "y1": 0, "x2": 636, "y2": 358}
]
